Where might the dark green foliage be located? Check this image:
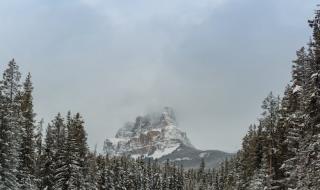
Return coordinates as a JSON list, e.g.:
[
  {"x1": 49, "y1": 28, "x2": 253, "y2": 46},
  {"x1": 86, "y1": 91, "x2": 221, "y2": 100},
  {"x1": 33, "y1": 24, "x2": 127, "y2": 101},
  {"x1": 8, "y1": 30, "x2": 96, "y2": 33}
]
[
  {"x1": 0, "y1": 59, "x2": 22, "y2": 189},
  {"x1": 18, "y1": 73, "x2": 37, "y2": 189}
]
